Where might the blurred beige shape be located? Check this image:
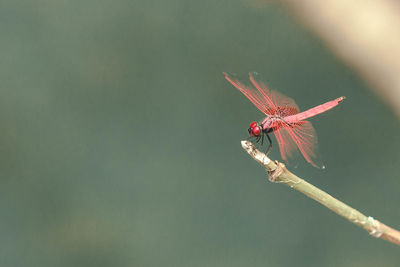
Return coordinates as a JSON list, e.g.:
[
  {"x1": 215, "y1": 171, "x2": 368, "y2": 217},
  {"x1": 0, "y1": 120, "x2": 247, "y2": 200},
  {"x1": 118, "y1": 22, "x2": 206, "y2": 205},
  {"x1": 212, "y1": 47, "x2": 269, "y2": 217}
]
[{"x1": 278, "y1": 0, "x2": 400, "y2": 118}]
